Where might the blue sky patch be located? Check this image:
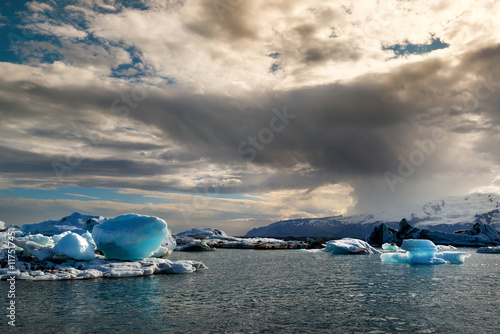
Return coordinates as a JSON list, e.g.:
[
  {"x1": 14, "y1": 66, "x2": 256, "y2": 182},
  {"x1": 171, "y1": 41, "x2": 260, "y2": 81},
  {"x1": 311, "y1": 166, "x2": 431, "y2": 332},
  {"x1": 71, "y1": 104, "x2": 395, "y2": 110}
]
[{"x1": 383, "y1": 37, "x2": 449, "y2": 58}]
